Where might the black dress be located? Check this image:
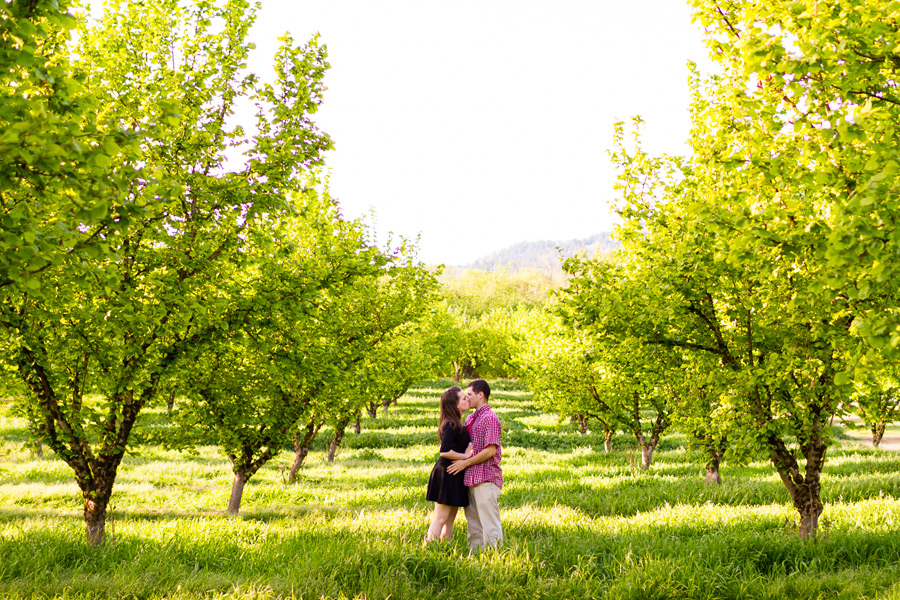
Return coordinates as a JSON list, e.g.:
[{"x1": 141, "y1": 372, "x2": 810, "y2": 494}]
[{"x1": 425, "y1": 421, "x2": 471, "y2": 506}]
